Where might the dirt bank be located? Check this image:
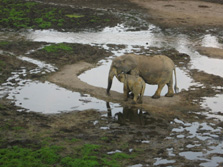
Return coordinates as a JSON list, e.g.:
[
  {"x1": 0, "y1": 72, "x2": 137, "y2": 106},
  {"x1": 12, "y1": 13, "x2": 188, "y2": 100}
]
[
  {"x1": 197, "y1": 47, "x2": 223, "y2": 59},
  {"x1": 130, "y1": 0, "x2": 223, "y2": 29}
]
